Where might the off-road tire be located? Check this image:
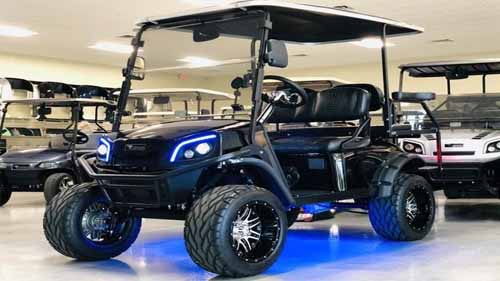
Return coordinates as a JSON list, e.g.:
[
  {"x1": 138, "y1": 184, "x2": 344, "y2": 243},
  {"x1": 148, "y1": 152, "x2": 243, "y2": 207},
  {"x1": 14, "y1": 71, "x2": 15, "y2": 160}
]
[
  {"x1": 369, "y1": 173, "x2": 435, "y2": 241},
  {"x1": 184, "y1": 185, "x2": 287, "y2": 277},
  {"x1": 43, "y1": 173, "x2": 74, "y2": 203},
  {"x1": 43, "y1": 182, "x2": 141, "y2": 260},
  {"x1": 286, "y1": 207, "x2": 301, "y2": 228},
  {"x1": 0, "y1": 183, "x2": 11, "y2": 207}
]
